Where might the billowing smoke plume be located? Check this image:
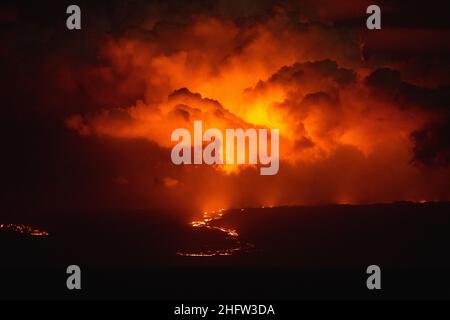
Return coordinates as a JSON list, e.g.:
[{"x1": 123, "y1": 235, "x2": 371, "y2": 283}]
[{"x1": 2, "y1": 0, "x2": 450, "y2": 212}]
